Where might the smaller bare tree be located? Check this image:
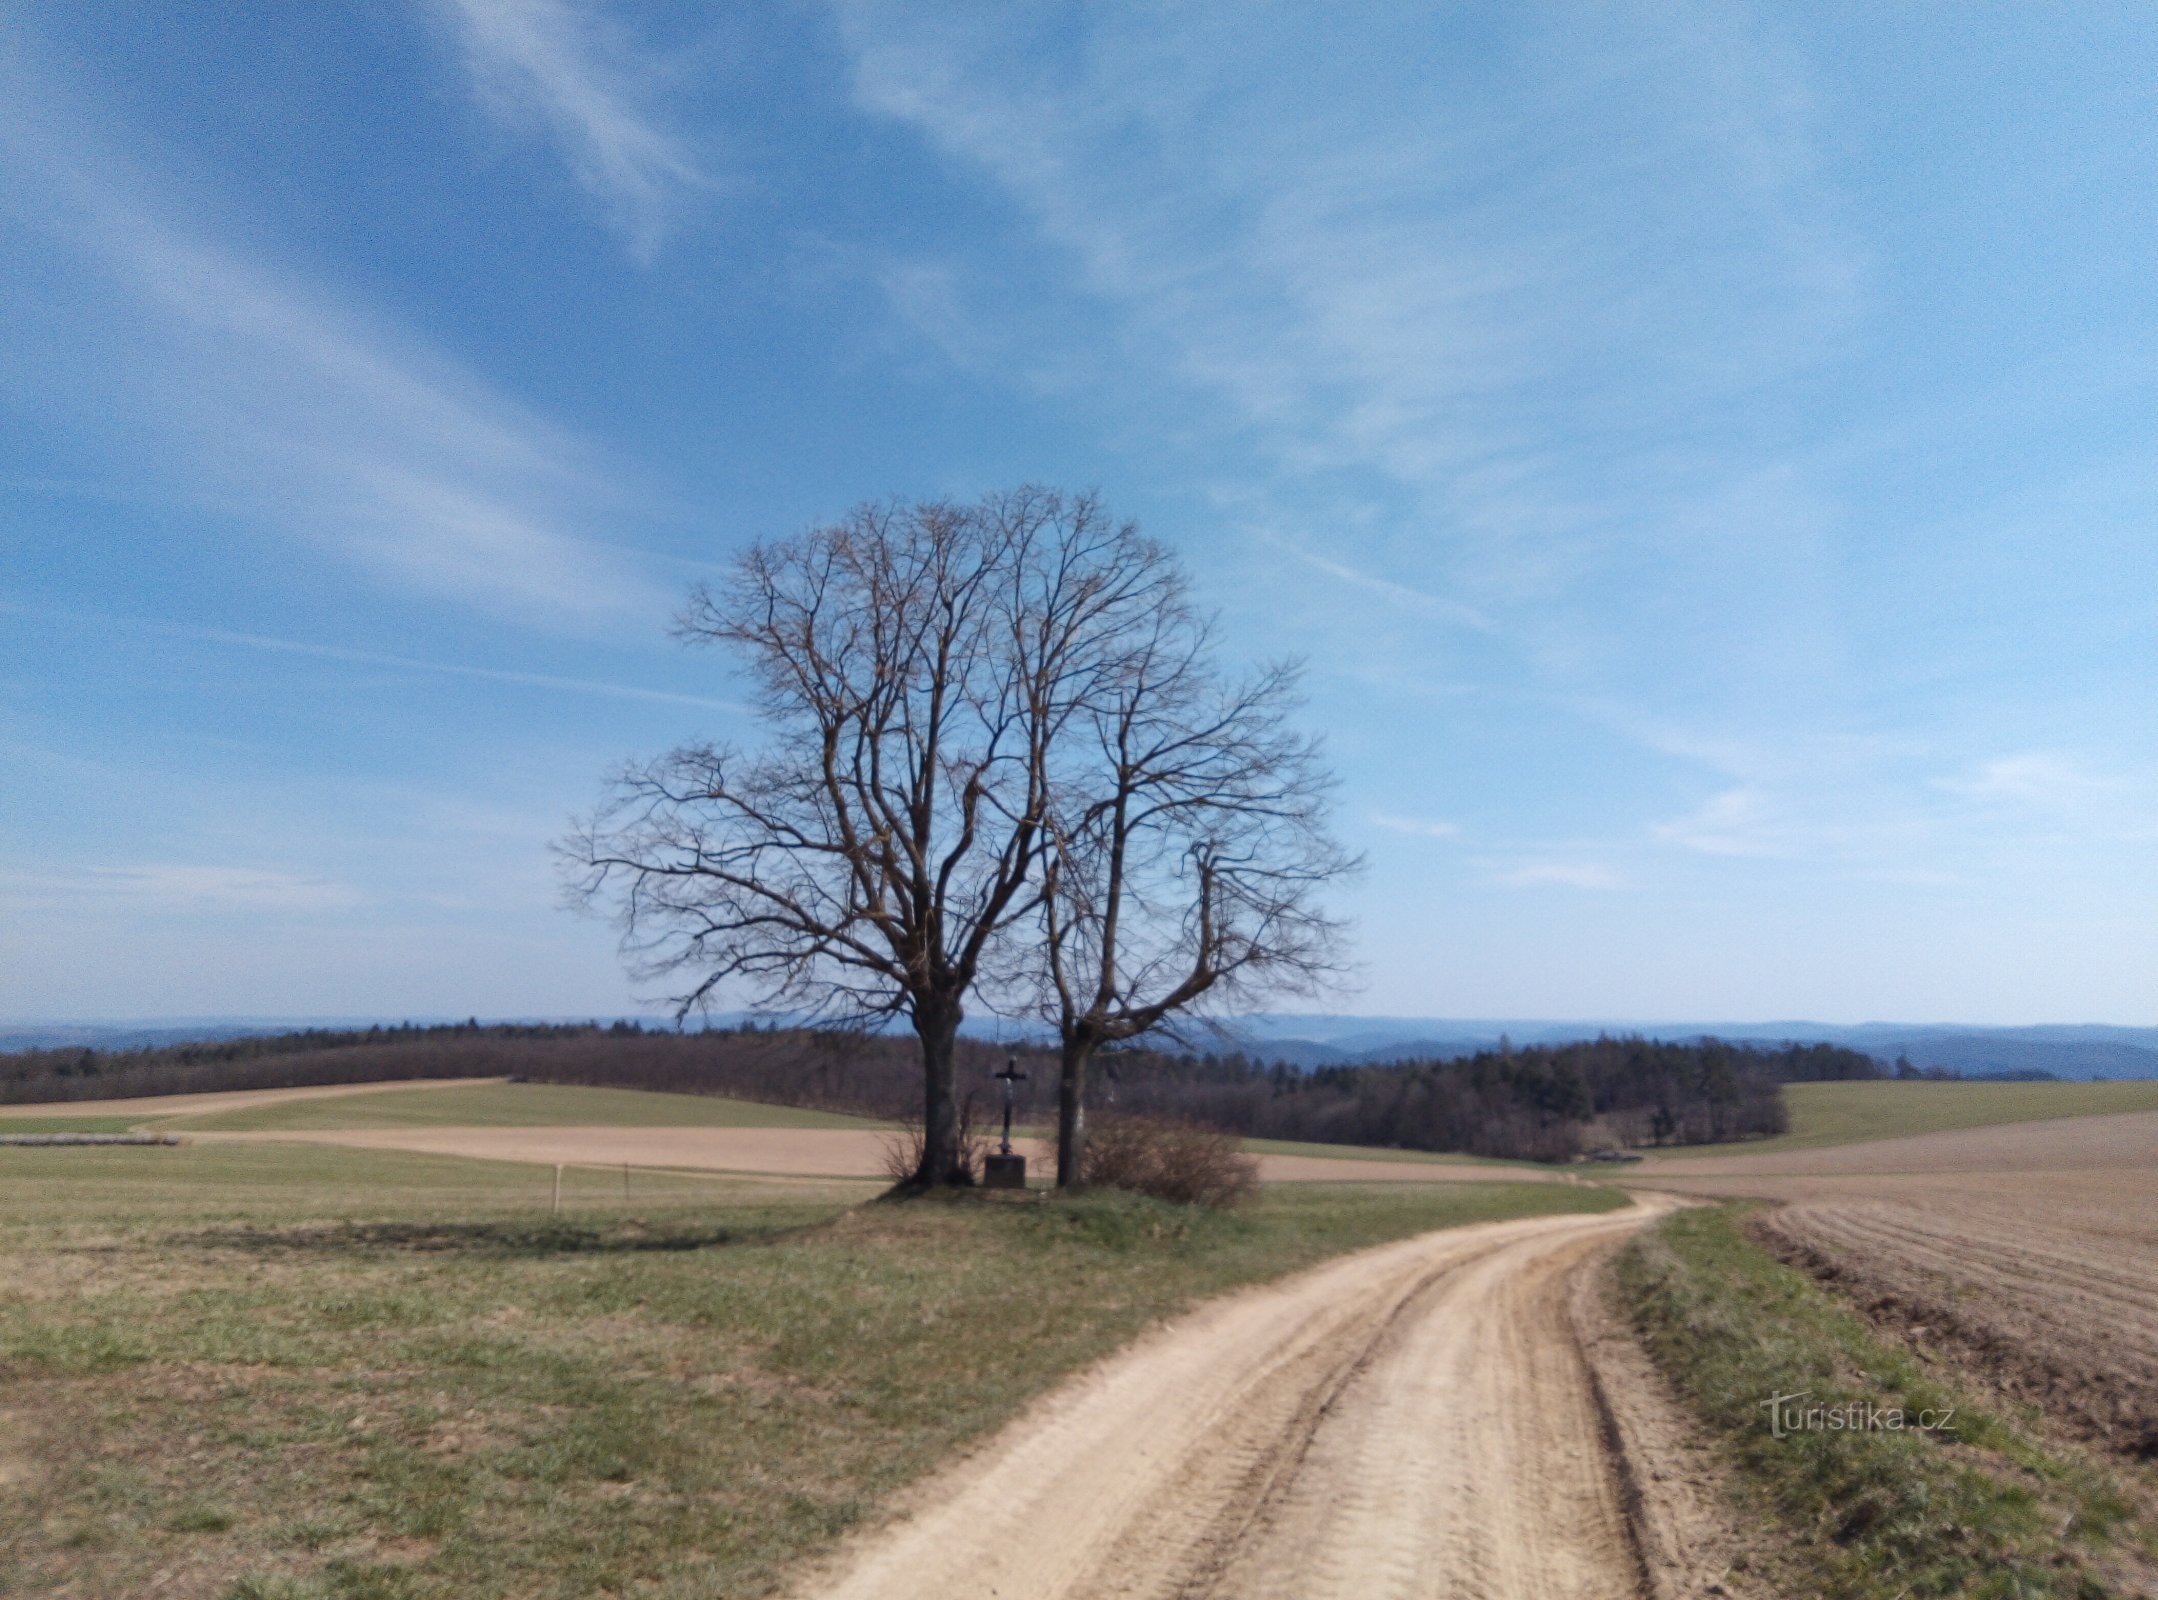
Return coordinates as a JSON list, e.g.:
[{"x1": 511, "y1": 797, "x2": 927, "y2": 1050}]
[{"x1": 1035, "y1": 583, "x2": 1356, "y2": 1187}]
